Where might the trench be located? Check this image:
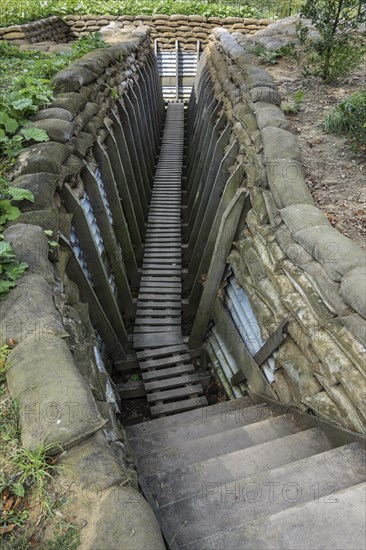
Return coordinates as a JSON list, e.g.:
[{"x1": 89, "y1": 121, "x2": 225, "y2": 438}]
[{"x1": 4, "y1": 24, "x2": 365, "y2": 549}]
